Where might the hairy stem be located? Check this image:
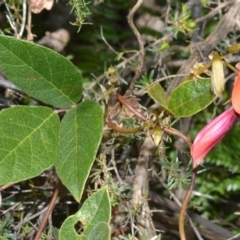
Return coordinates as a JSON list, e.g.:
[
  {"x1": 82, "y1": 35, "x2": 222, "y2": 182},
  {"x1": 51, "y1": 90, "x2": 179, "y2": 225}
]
[
  {"x1": 117, "y1": 94, "x2": 146, "y2": 121},
  {"x1": 107, "y1": 119, "x2": 142, "y2": 134}
]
